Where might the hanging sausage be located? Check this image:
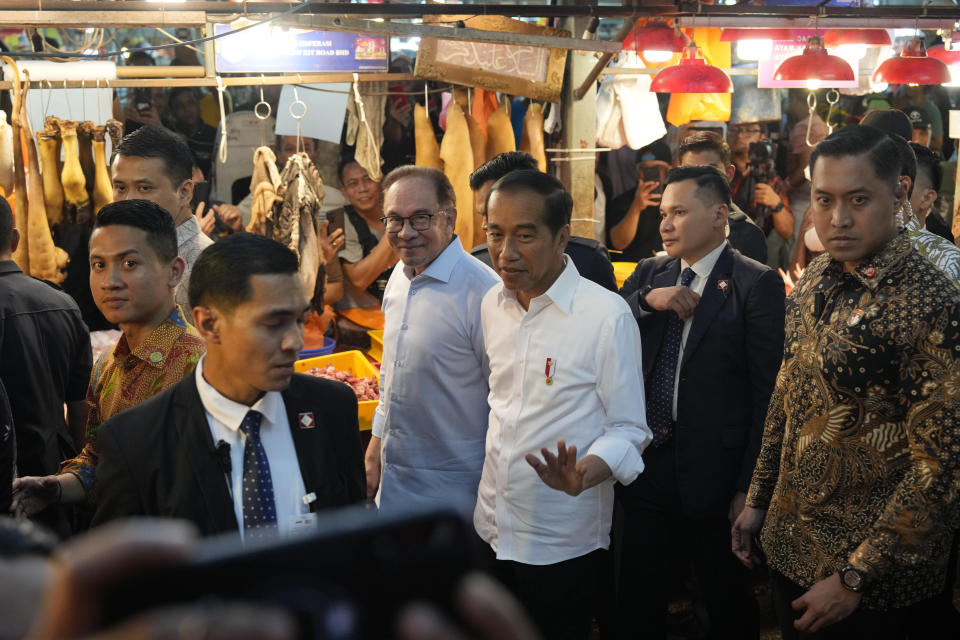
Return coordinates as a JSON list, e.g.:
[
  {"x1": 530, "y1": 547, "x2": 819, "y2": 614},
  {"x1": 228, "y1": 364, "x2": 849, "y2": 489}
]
[
  {"x1": 440, "y1": 103, "x2": 474, "y2": 252},
  {"x1": 519, "y1": 103, "x2": 547, "y2": 172},
  {"x1": 59, "y1": 119, "x2": 92, "y2": 225},
  {"x1": 91, "y1": 125, "x2": 112, "y2": 216},
  {"x1": 484, "y1": 100, "x2": 515, "y2": 162},
  {"x1": 414, "y1": 103, "x2": 441, "y2": 170}
]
